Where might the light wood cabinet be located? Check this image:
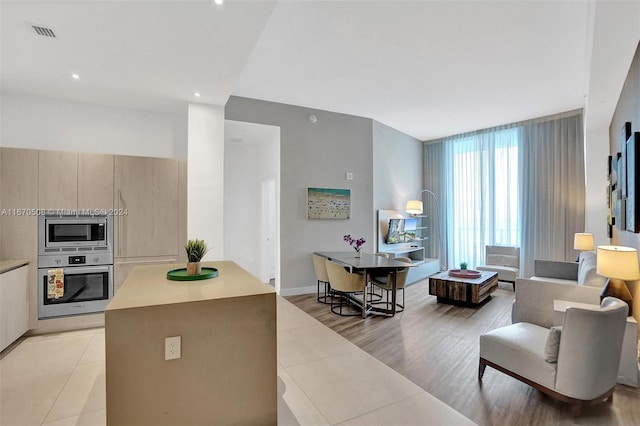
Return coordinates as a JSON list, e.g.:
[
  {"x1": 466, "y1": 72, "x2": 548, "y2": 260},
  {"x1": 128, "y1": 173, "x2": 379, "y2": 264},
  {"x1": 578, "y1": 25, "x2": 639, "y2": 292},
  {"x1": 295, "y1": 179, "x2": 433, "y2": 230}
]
[
  {"x1": 114, "y1": 156, "x2": 179, "y2": 258},
  {"x1": 78, "y1": 153, "x2": 114, "y2": 210},
  {"x1": 178, "y1": 159, "x2": 188, "y2": 263},
  {"x1": 37, "y1": 151, "x2": 114, "y2": 212},
  {"x1": 0, "y1": 148, "x2": 186, "y2": 334},
  {"x1": 0, "y1": 264, "x2": 30, "y2": 351},
  {"x1": 38, "y1": 150, "x2": 78, "y2": 210},
  {"x1": 0, "y1": 148, "x2": 39, "y2": 328}
]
